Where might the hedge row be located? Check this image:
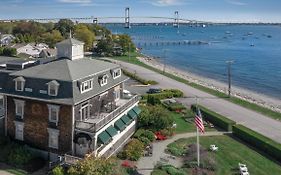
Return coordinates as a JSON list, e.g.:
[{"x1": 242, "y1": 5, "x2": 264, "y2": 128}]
[
  {"x1": 122, "y1": 69, "x2": 158, "y2": 85},
  {"x1": 233, "y1": 124, "x2": 281, "y2": 162},
  {"x1": 191, "y1": 105, "x2": 236, "y2": 131},
  {"x1": 142, "y1": 89, "x2": 184, "y2": 100}
]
